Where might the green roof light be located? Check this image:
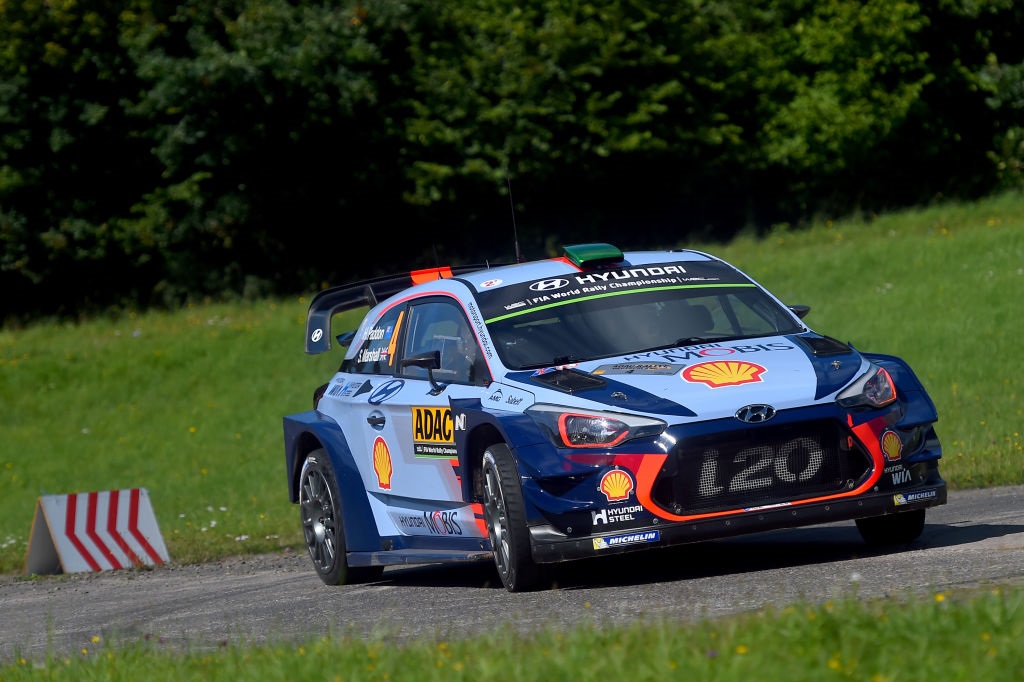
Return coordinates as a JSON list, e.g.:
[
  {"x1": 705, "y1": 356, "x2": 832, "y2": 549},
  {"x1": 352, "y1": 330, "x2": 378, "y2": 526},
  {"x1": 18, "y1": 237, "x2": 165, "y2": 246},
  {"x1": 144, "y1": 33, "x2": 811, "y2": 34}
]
[{"x1": 562, "y1": 243, "x2": 624, "y2": 268}]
